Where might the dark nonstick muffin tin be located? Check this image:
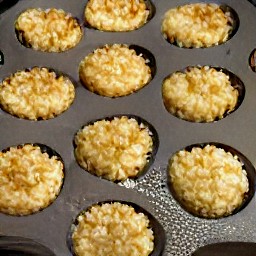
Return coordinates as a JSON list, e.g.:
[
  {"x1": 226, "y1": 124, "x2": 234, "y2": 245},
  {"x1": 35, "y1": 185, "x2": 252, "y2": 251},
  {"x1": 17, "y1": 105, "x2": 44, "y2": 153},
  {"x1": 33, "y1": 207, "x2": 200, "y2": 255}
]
[{"x1": 1, "y1": 0, "x2": 256, "y2": 255}]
